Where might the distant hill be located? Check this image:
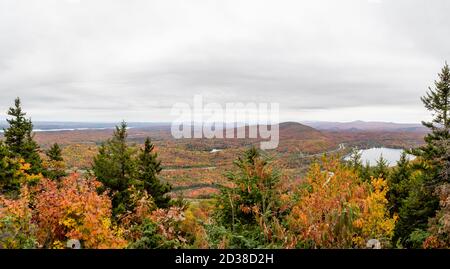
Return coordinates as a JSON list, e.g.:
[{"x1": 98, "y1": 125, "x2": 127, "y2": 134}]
[
  {"x1": 278, "y1": 121, "x2": 327, "y2": 139},
  {"x1": 302, "y1": 120, "x2": 427, "y2": 132},
  {"x1": 275, "y1": 122, "x2": 334, "y2": 153},
  {"x1": 0, "y1": 120, "x2": 427, "y2": 133}
]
